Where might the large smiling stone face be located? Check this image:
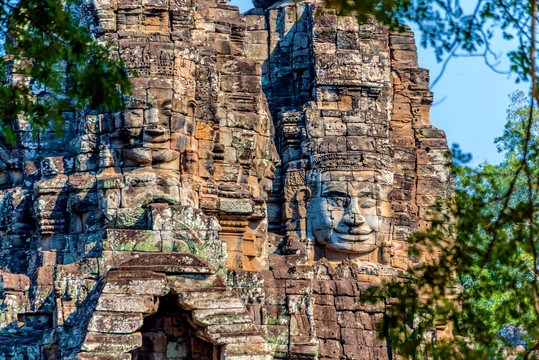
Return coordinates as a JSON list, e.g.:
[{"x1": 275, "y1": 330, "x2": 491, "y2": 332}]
[
  {"x1": 120, "y1": 99, "x2": 181, "y2": 170},
  {"x1": 309, "y1": 168, "x2": 386, "y2": 253},
  {"x1": 311, "y1": 175, "x2": 379, "y2": 254}
]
